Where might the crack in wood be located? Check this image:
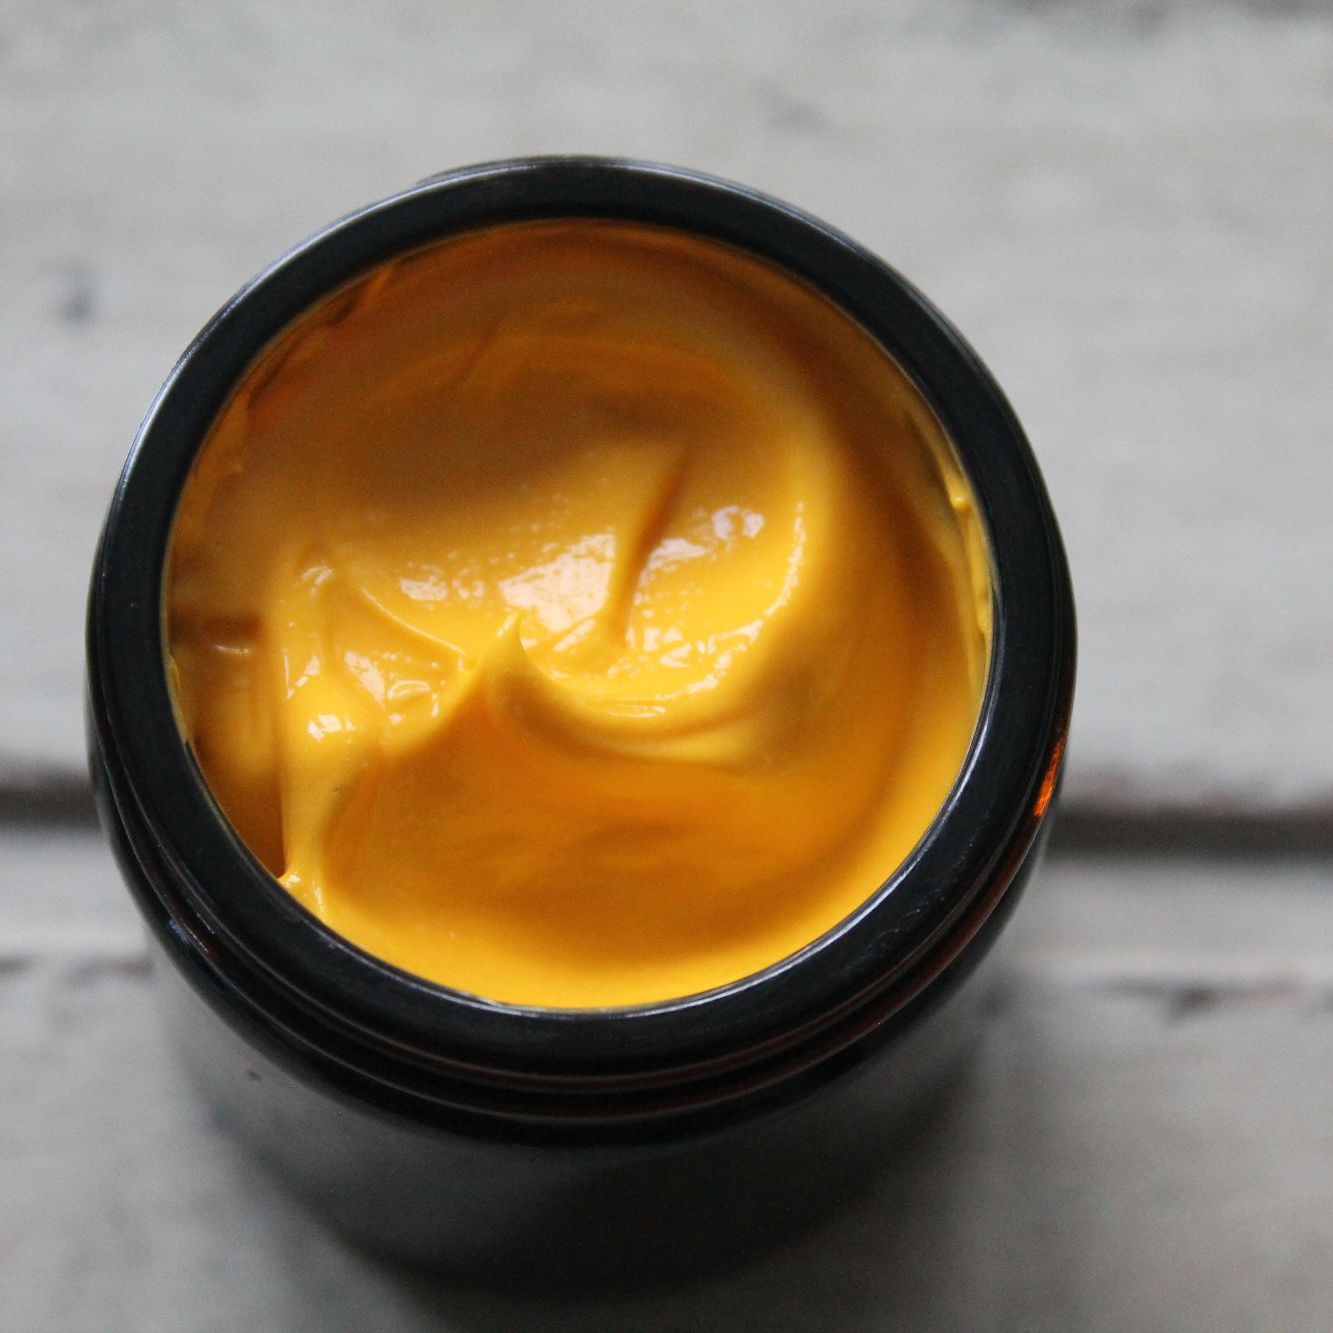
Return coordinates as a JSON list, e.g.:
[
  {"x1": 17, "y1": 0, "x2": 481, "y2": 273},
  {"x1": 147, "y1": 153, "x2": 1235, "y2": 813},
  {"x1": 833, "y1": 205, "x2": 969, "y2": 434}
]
[
  {"x1": 0, "y1": 954, "x2": 151, "y2": 980},
  {"x1": 1086, "y1": 975, "x2": 1333, "y2": 1019}
]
